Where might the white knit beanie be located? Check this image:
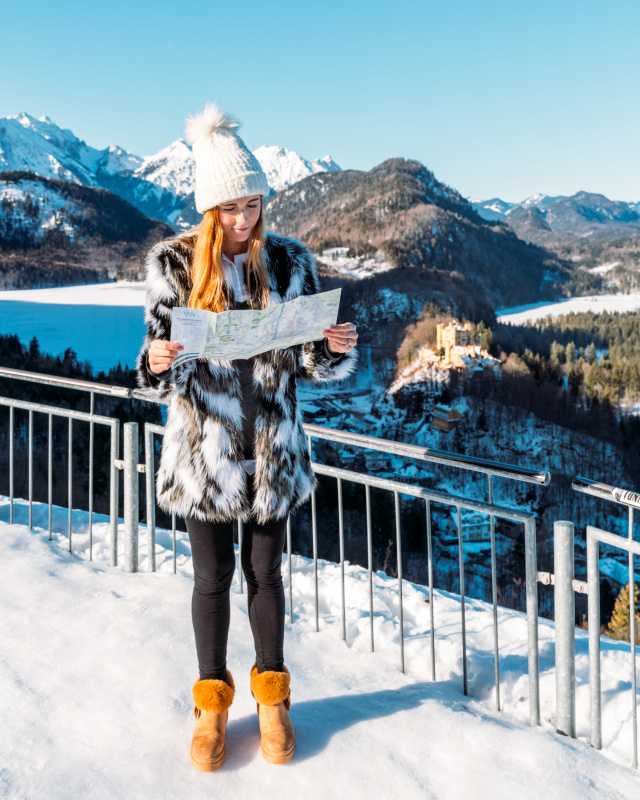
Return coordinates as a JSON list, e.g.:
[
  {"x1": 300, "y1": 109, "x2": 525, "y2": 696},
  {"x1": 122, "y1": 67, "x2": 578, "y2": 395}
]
[{"x1": 184, "y1": 100, "x2": 270, "y2": 214}]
